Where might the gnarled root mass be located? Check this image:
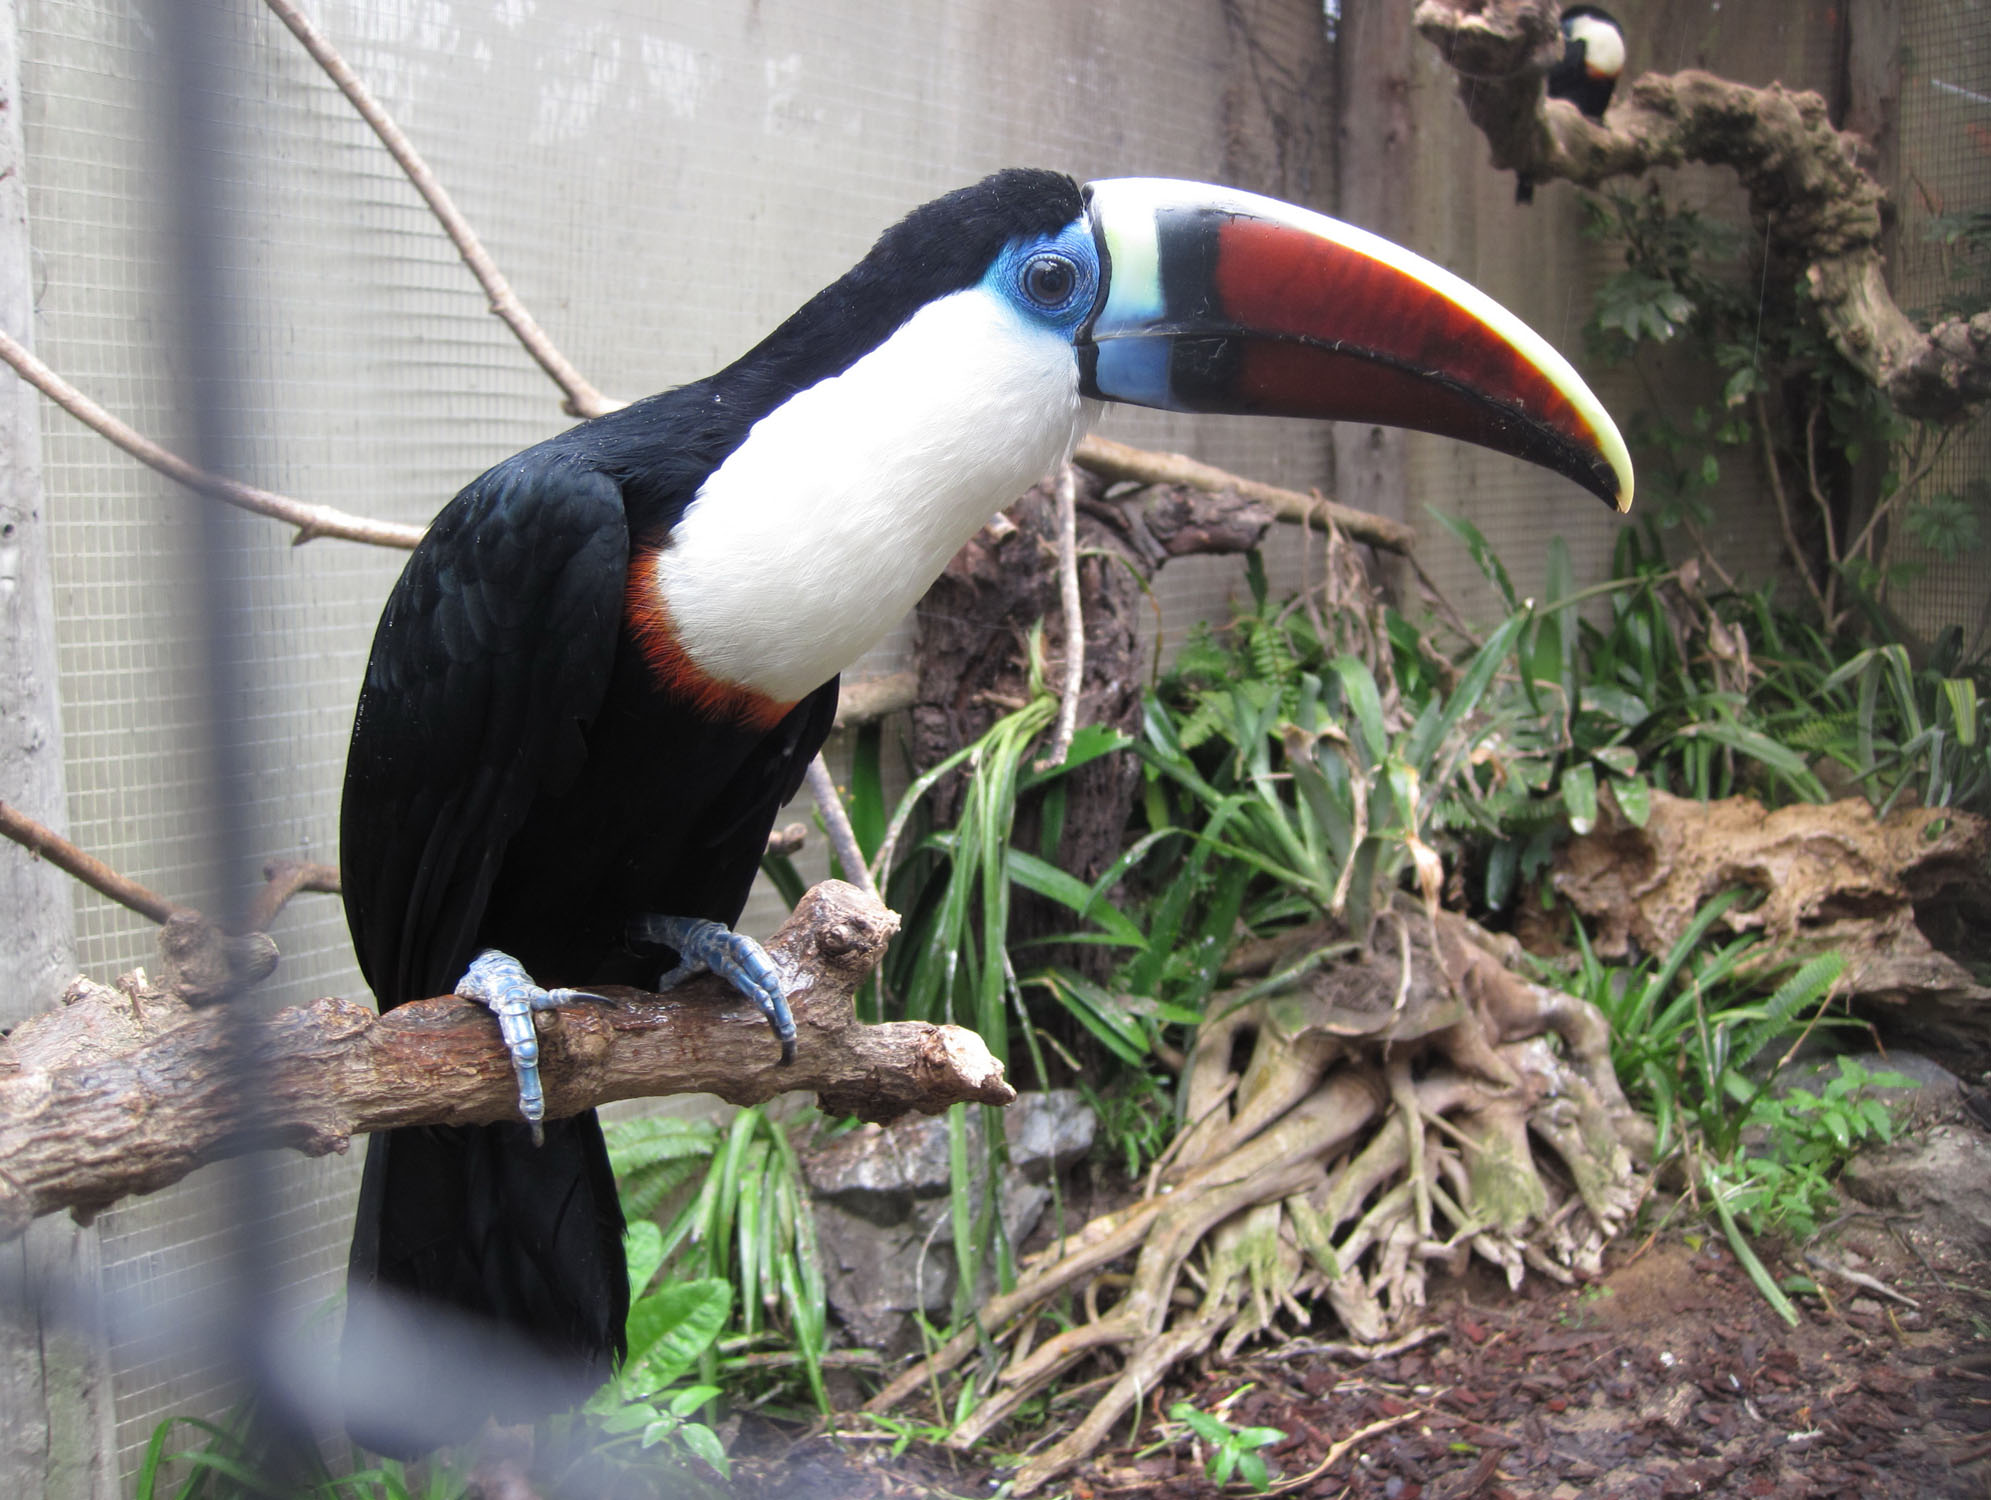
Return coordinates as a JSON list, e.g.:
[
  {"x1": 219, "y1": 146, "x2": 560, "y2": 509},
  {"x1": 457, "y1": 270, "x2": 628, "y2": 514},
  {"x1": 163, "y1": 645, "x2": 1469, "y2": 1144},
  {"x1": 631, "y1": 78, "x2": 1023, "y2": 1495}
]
[{"x1": 867, "y1": 907, "x2": 1647, "y2": 1494}]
